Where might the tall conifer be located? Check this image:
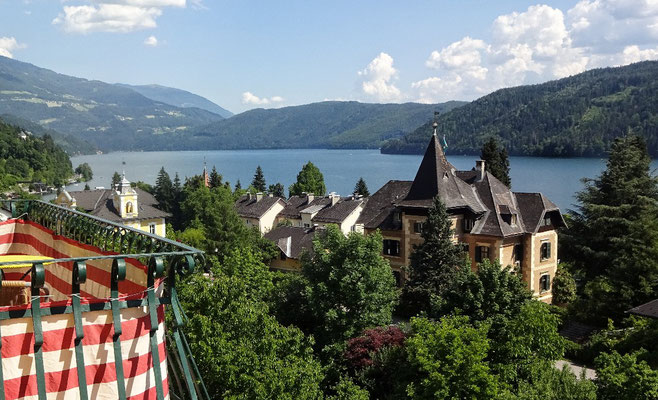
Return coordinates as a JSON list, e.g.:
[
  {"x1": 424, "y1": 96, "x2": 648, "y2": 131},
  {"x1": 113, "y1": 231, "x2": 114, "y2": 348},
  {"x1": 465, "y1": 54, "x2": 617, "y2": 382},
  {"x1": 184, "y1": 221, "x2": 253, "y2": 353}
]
[
  {"x1": 480, "y1": 138, "x2": 511, "y2": 187},
  {"x1": 252, "y1": 166, "x2": 266, "y2": 192}
]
